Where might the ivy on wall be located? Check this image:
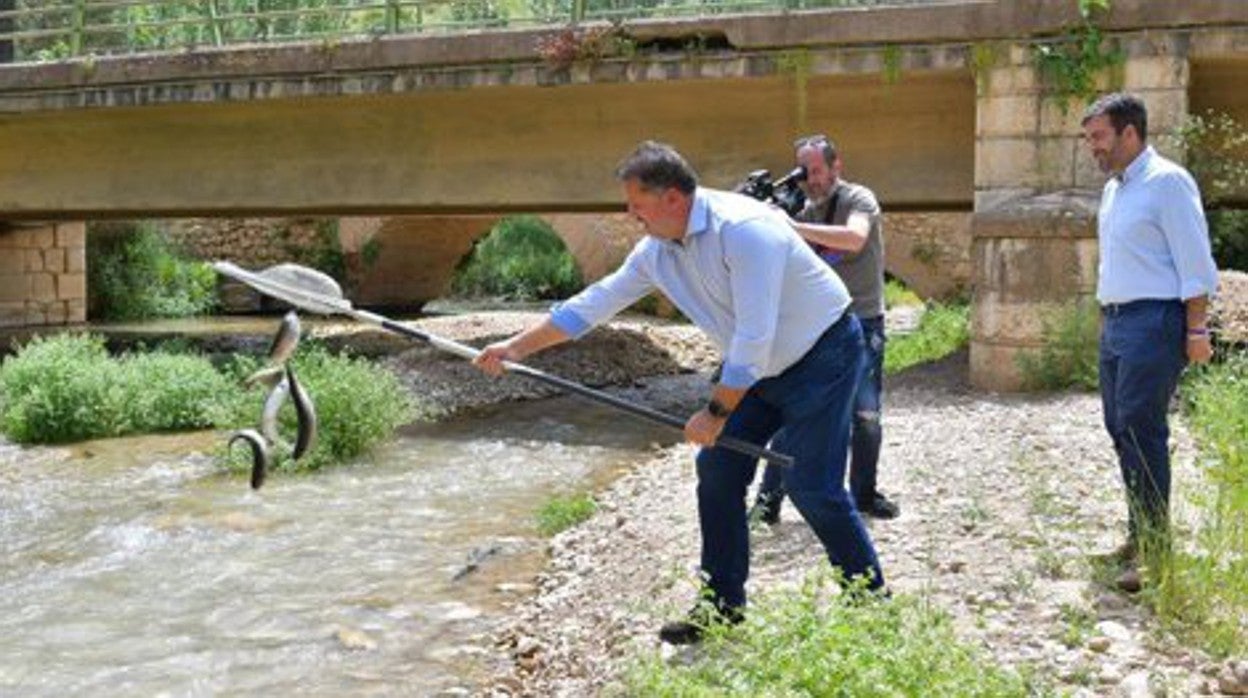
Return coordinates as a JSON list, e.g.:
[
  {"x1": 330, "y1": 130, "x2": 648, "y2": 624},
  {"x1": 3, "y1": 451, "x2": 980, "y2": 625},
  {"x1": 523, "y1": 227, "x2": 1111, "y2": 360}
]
[{"x1": 1031, "y1": 0, "x2": 1124, "y2": 110}]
